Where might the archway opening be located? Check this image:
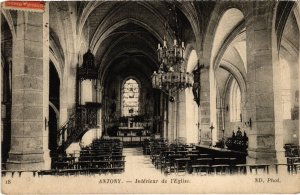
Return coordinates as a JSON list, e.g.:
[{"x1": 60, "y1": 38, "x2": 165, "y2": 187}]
[
  {"x1": 48, "y1": 61, "x2": 60, "y2": 153},
  {"x1": 48, "y1": 106, "x2": 58, "y2": 151},
  {"x1": 211, "y1": 8, "x2": 246, "y2": 146},
  {"x1": 1, "y1": 13, "x2": 13, "y2": 163},
  {"x1": 278, "y1": 5, "x2": 299, "y2": 147}
]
